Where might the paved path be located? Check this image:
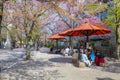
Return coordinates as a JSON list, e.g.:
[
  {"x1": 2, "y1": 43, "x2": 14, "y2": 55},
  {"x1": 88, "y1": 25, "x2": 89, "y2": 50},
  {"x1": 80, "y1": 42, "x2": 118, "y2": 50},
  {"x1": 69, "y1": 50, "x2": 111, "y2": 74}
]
[
  {"x1": 0, "y1": 47, "x2": 120, "y2": 80},
  {"x1": 0, "y1": 48, "x2": 25, "y2": 71}
]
